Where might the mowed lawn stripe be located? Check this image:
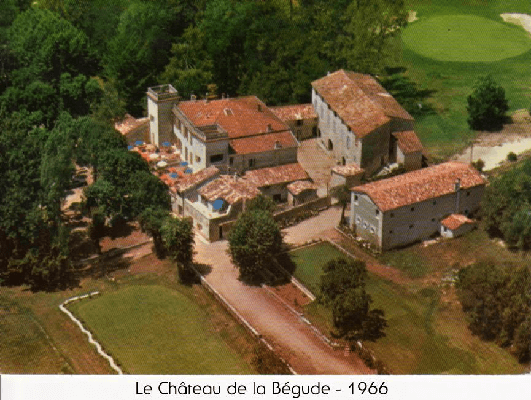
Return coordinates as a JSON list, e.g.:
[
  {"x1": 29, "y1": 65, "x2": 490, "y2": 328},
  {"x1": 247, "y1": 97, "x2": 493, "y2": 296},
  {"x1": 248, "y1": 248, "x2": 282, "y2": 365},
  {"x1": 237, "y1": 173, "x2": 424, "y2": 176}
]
[{"x1": 69, "y1": 285, "x2": 253, "y2": 374}]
